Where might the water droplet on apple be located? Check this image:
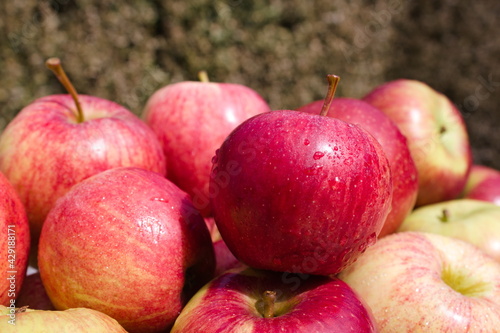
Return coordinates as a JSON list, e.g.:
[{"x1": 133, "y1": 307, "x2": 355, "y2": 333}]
[
  {"x1": 366, "y1": 232, "x2": 377, "y2": 247},
  {"x1": 344, "y1": 157, "x2": 353, "y2": 166},
  {"x1": 313, "y1": 151, "x2": 325, "y2": 160},
  {"x1": 303, "y1": 164, "x2": 323, "y2": 175},
  {"x1": 151, "y1": 197, "x2": 168, "y2": 203},
  {"x1": 333, "y1": 146, "x2": 339, "y2": 151},
  {"x1": 339, "y1": 234, "x2": 349, "y2": 246},
  {"x1": 211, "y1": 150, "x2": 219, "y2": 164},
  {"x1": 272, "y1": 257, "x2": 282, "y2": 266},
  {"x1": 303, "y1": 139, "x2": 310, "y2": 146}
]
